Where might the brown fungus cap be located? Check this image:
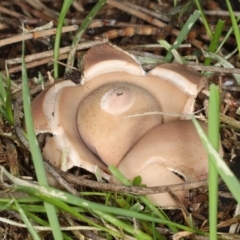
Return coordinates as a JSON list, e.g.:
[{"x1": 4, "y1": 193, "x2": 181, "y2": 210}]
[
  {"x1": 77, "y1": 82, "x2": 162, "y2": 166},
  {"x1": 81, "y1": 43, "x2": 207, "y2": 123},
  {"x1": 31, "y1": 43, "x2": 209, "y2": 197},
  {"x1": 111, "y1": 120, "x2": 213, "y2": 207}
]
